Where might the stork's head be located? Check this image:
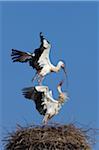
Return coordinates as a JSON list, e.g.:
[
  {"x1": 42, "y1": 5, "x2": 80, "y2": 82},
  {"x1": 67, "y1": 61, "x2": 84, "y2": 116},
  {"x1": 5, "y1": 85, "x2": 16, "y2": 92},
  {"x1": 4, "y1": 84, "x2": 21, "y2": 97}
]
[
  {"x1": 57, "y1": 80, "x2": 64, "y2": 94},
  {"x1": 58, "y1": 61, "x2": 66, "y2": 76},
  {"x1": 57, "y1": 80, "x2": 69, "y2": 103}
]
